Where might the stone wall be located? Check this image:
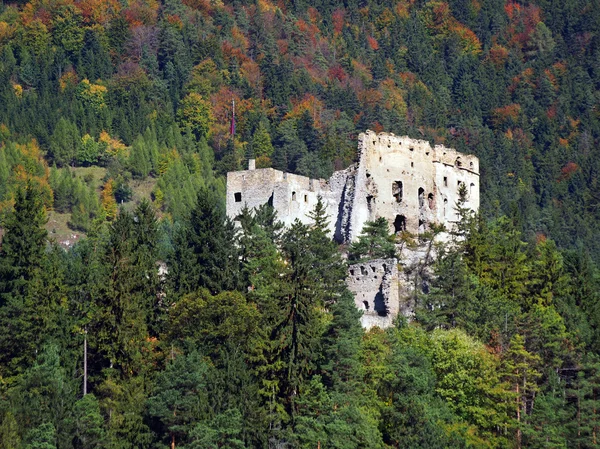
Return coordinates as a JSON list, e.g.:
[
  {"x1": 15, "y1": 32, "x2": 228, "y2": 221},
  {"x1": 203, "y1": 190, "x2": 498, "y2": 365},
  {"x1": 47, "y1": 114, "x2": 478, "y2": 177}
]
[
  {"x1": 226, "y1": 130, "x2": 479, "y2": 243},
  {"x1": 226, "y1": 162, "x2": 348, "y2": 236},
  {"x1": 347, "y1": 130, "x2": 480, "y2": 240},
  {"x1": 225, "y1": 131, "x2": 480, "y2": 329},
  {"x1": 347, "y1": 258, "x2": 400, "y2": 329}
]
